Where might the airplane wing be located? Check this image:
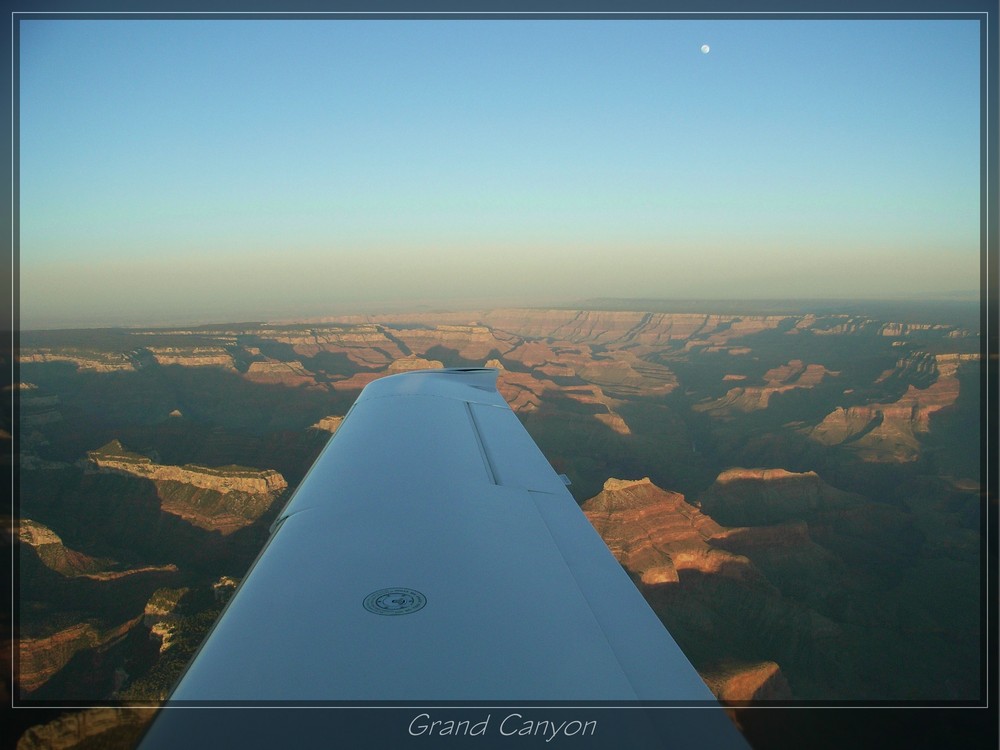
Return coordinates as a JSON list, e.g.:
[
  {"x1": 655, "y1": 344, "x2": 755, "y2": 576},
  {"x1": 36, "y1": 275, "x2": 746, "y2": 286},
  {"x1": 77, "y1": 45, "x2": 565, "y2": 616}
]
[{"x1": 139, "y1": 368, "x2": 749, "y2": 747}]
